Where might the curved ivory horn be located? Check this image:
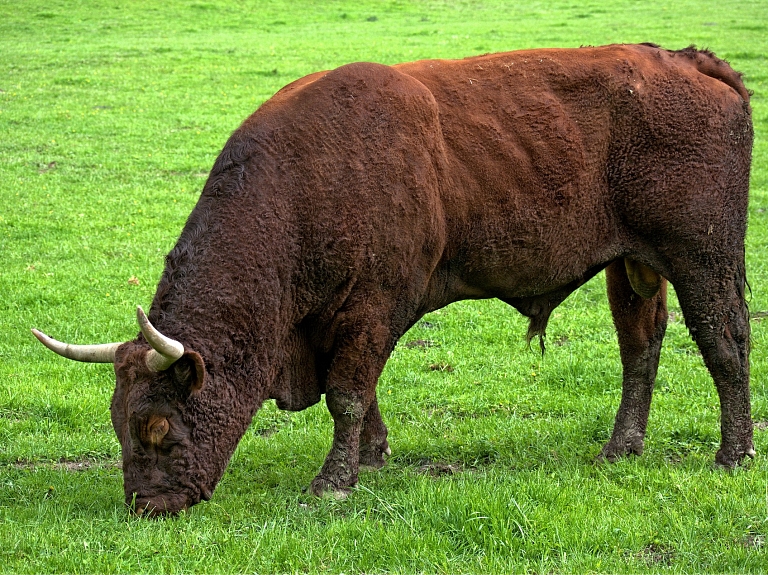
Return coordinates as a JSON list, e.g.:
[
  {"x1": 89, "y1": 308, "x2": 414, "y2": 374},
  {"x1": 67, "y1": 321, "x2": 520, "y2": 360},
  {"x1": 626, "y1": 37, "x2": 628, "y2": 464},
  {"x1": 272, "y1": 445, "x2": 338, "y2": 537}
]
[
  {"x1": 31, "y1": 329, "x2": 120, "y2": 363},
  {"x1": 136, "y1": 306, "x2": 184, "y2": 372}
]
